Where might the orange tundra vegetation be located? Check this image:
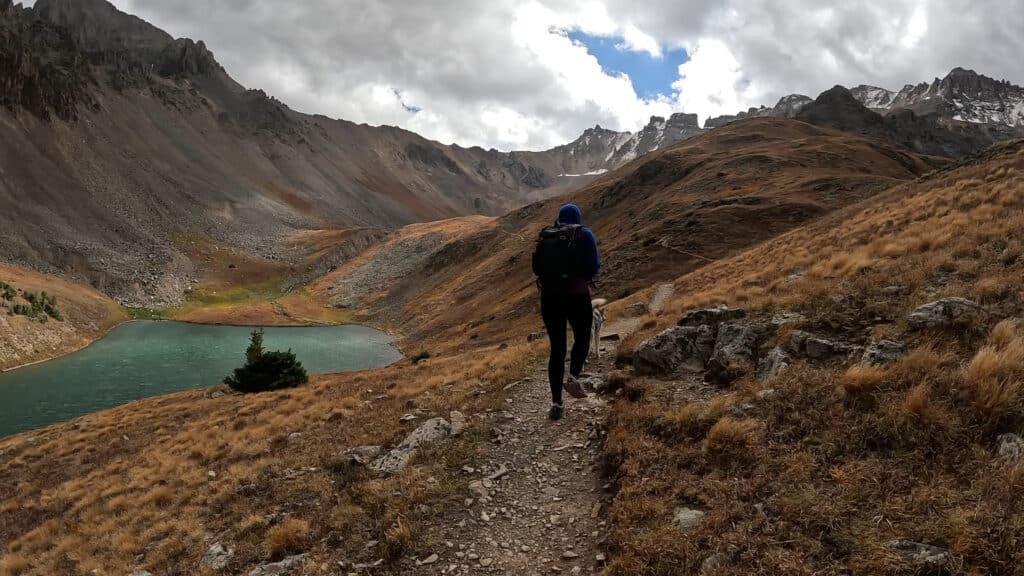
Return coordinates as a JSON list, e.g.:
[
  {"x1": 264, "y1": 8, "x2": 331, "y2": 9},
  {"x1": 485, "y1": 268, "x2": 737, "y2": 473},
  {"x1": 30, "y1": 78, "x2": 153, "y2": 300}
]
[{"x1": 603, "y1": 140, "x2": 1024, "y2": 574}]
